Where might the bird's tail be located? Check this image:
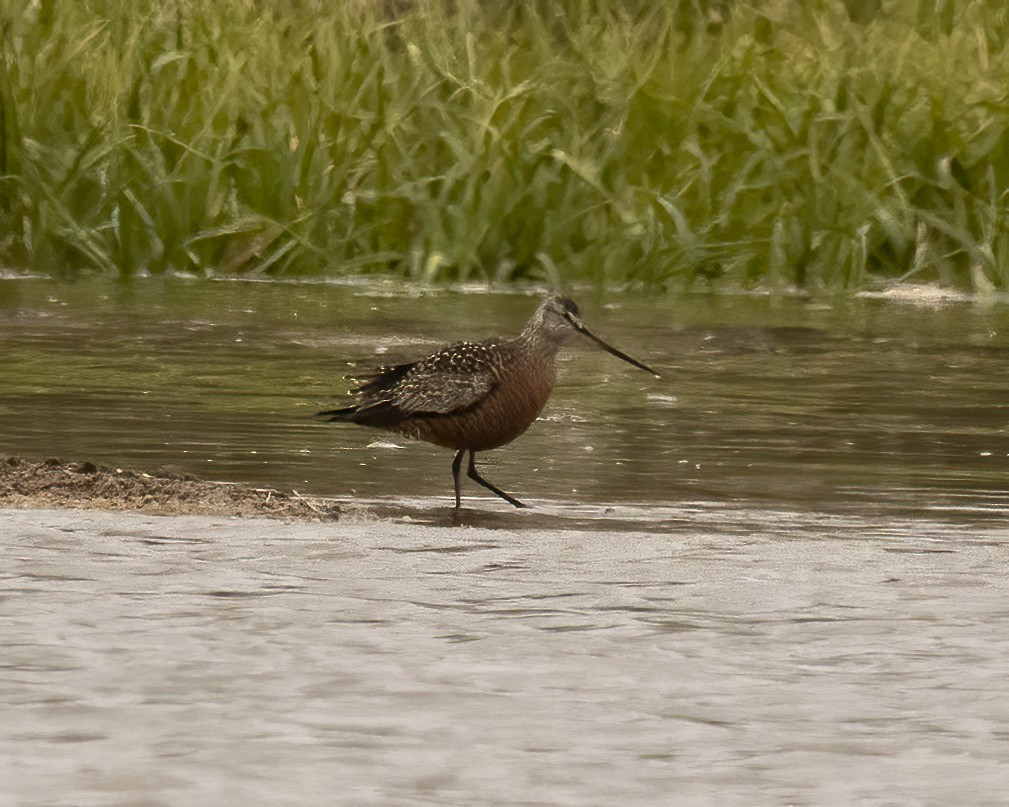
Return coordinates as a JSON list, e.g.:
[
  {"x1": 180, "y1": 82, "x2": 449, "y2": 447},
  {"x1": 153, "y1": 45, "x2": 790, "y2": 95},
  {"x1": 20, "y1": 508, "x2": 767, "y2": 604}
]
[
  {"x1": 315, "y1": 406, "x2": 359, "y2": 422},
  {"x1": 316, "y1": 400, "x2": 403, "y2": 428}
]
